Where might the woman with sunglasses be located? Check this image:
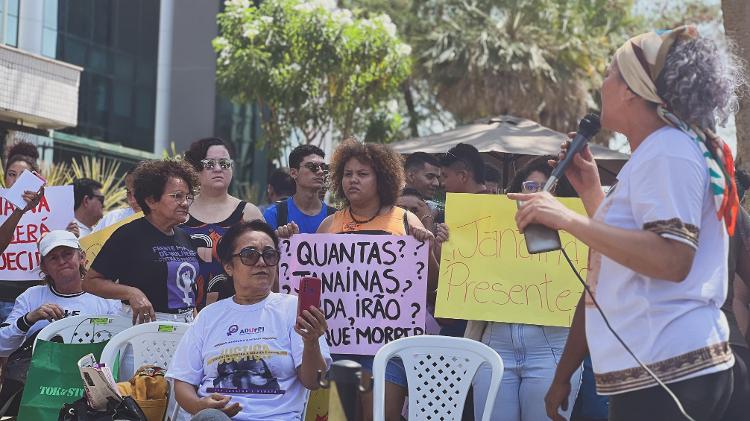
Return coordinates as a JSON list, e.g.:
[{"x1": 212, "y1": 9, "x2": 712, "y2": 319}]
[
  {"x1": 466, "y1": 156, "x2": 583, "y2": 421},
  {"x1": 183, "y1": 138, "x2": 264, "y2": 309},
  {"x1": 168, "y1": 220, "x2": 331, "y2": 421},
  {"x1": 318, "y1": 138, "x2": 447, "y2": 421},
  {"x1": 84, "y1": 159, "x2": 201, "y2": 326}
]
